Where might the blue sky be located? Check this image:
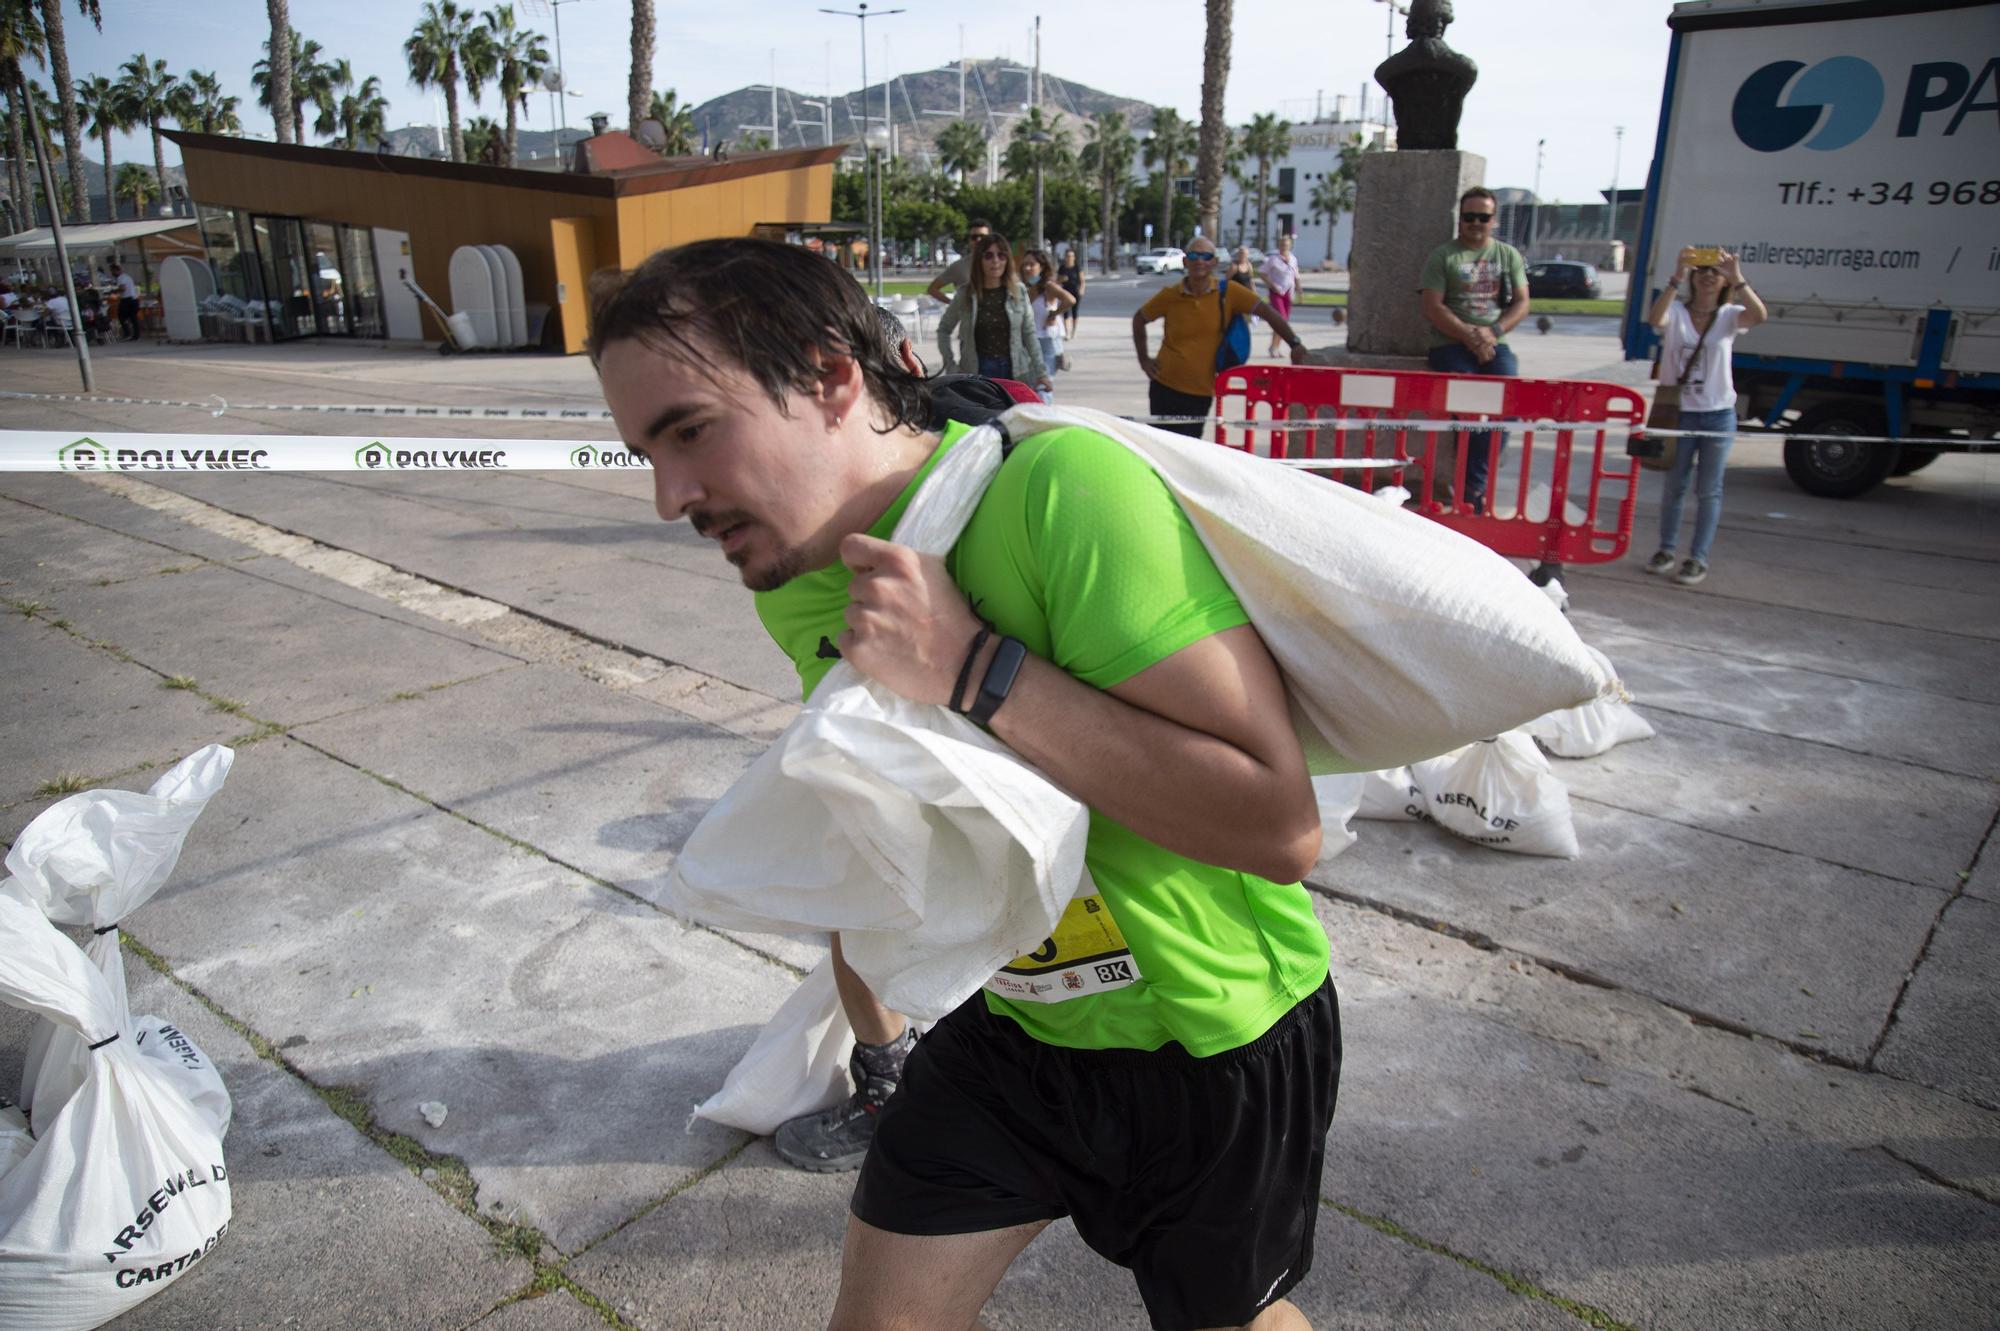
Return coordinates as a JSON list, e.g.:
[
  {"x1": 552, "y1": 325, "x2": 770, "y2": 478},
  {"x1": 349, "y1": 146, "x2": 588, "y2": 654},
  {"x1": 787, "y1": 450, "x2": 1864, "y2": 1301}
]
[{"x1": 50, "y1": 0, "x2": 1675, "y2": 201}]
